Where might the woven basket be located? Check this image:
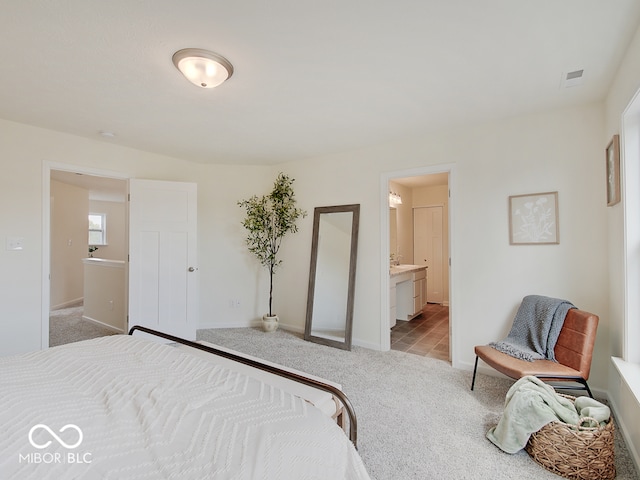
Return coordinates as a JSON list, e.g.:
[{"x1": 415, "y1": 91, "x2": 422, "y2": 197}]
[{"x1": 525, "y1": 396, "x2": 615, "y2": 480}]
